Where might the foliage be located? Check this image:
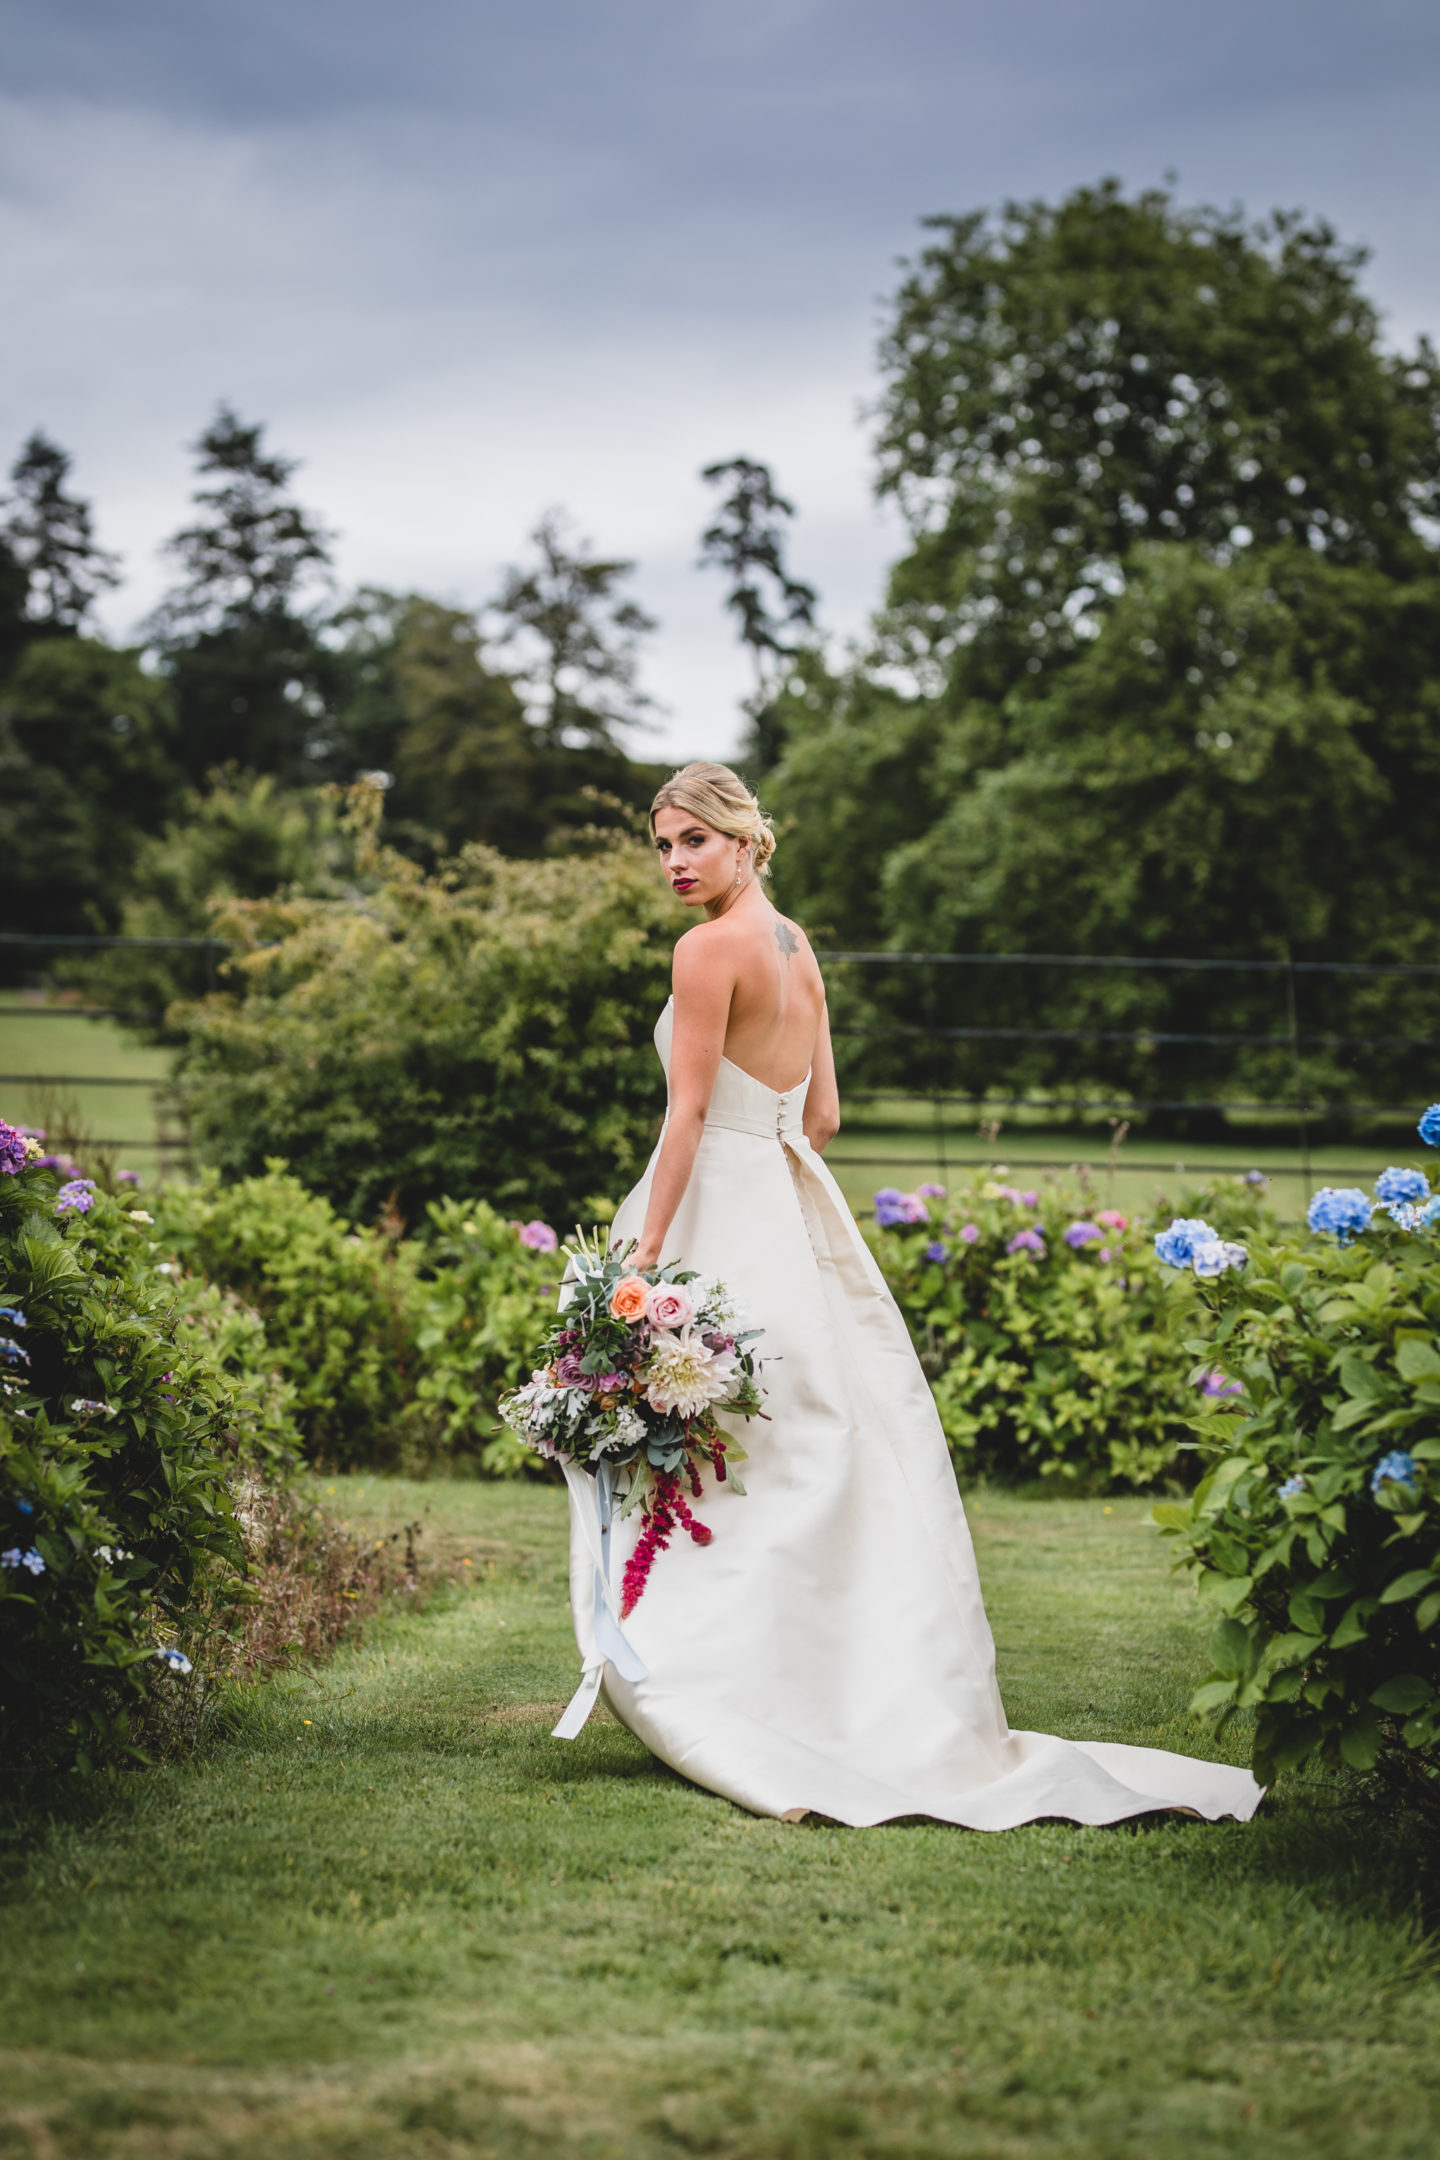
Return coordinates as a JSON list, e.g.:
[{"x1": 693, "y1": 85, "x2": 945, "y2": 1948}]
[
  {"x1": 409, "y1": 1196, "x2": 564, "y2": 1474},
  {"x1": 0, "y1": 1149, "x2": 278, "y2": 1774},
  {"x1": 166, "y1": 798, "x2": 675, "y2": 1223},
  {"x1": 1156, "y1": 1183, "x2": 1440, "y2": 1799},
  {"x1": 489, "y1": 509, "x2": 656, "y2": 752},
  {"x1": 152, "y1": 1166, "x2": 423, "y2": 1472},
  {"x1": 1, "y1": 431, "x2": 120, "y2": 632},
  {"x1": 0, "y1": 635, "x2": 181, "y2": 940},
  {"x1": 767, "y1": 180, "x2": 1440, "y2": 1118},
  {"x1": 698, "y1": 457, "x2": 818, "y2": 771},
  {"x1": 865, "y1": 1170, "x2": 1268, "y2": 1488}
]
